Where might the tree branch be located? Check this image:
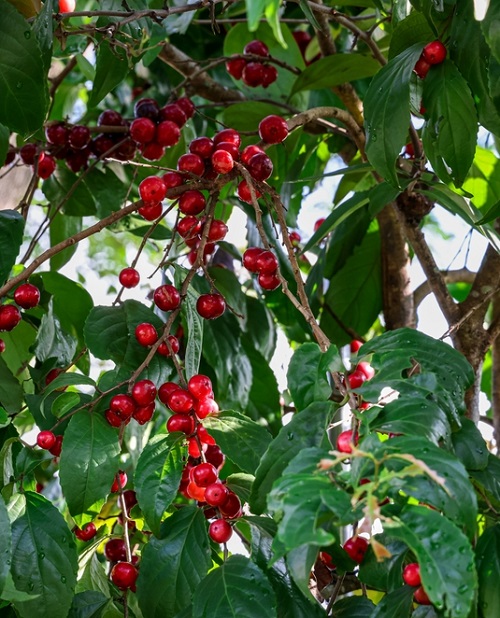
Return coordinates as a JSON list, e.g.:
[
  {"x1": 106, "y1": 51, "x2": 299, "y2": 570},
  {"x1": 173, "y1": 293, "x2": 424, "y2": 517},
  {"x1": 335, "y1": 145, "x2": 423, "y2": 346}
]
[{"x1": 414, "y1": 268, "x2": 476, "y2": 308}]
